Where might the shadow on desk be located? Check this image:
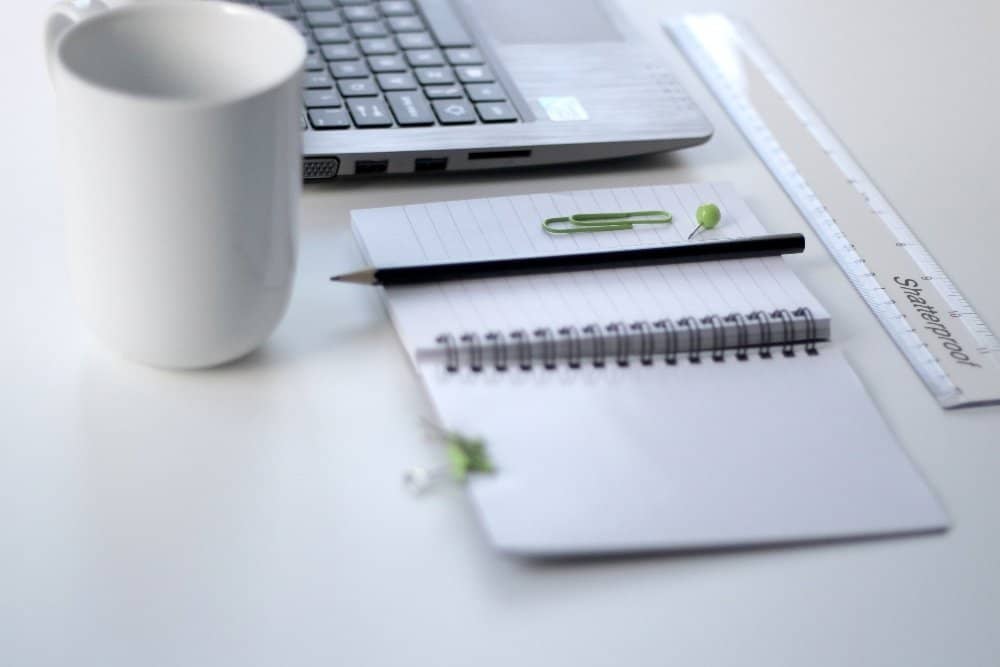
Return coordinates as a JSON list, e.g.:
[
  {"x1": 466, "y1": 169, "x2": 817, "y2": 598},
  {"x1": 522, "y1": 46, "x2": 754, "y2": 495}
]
[
  {"x1": 305, "y1": 152, "x2": 689, "y2": 194},
  {"x1": 508, "y1": 527, "x2": 946, "y2": 569}
]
